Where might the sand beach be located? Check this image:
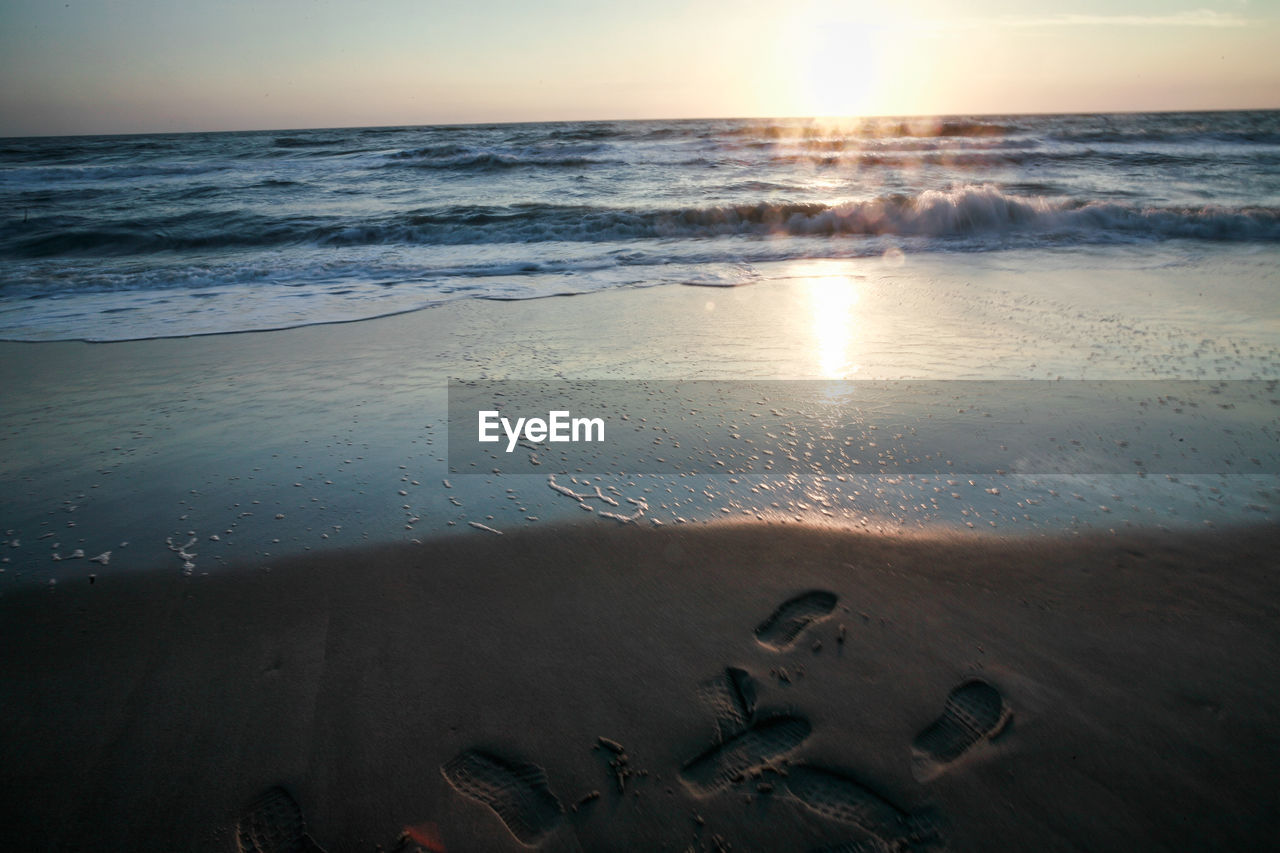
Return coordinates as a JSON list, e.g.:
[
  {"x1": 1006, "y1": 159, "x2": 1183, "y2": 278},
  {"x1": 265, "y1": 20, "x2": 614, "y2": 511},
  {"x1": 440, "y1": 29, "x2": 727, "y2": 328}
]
[{"x1": 2, "y1": 520, "x2": 1278, "y2": 851}]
